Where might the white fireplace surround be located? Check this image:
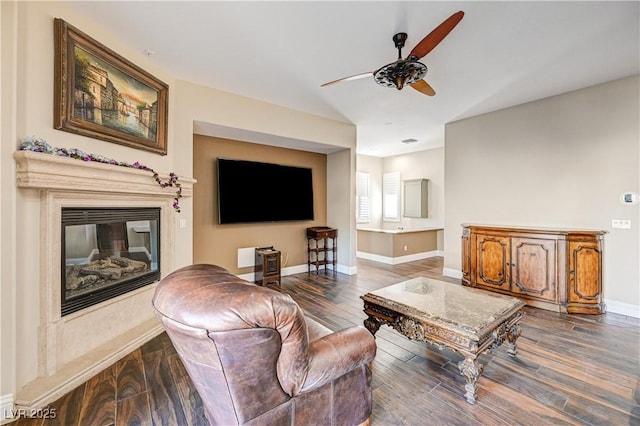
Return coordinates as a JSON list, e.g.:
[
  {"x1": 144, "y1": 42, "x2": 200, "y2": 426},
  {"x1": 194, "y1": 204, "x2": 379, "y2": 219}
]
[{"x1": 13, "y1": 150, "x2": 194, "y2": 411}]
